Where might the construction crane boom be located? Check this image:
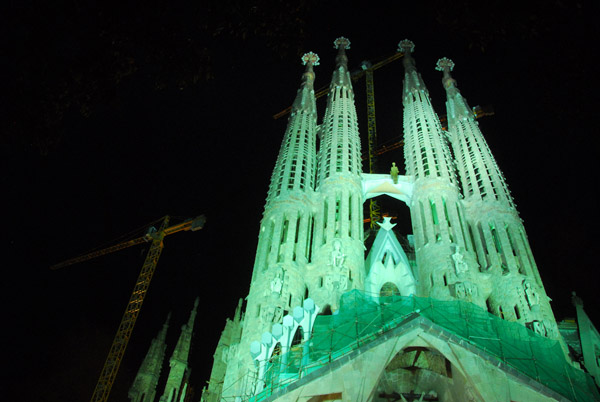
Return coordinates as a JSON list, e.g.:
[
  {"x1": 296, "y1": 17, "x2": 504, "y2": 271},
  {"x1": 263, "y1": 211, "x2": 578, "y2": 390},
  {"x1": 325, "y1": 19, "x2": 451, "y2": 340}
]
[
  {"x1": 51, "y1": 215, "x2": 206, "y2": 270},
  {"x1": 51, "y1": 214, "x2": 206, "y2": 402}
]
